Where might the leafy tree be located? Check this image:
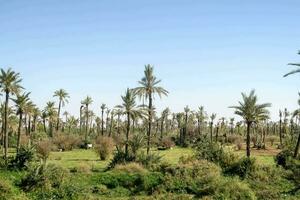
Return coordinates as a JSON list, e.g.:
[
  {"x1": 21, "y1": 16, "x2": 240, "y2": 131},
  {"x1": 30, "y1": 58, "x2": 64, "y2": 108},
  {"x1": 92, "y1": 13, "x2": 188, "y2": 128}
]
[
  {"x1": 230, "y1": 90, "x2": 271, "y2": 157},
  {"x1": 53, "y1": 89, "x2": 69, "y2": 131},
  {"x1": 133, "y1": 65, "x2": 168, "y2": 154}
]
